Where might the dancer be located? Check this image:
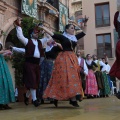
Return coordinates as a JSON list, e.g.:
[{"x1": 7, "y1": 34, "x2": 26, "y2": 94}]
[
  {"x1": 76, "y1": 49, "x2": 88, "y2": 91},
  {"x1": 85, "y1": 54, "x2": 98, "y2": 98},
  {"x1": 109, "y1": 0, "x2": 120, "y2": 99},
  {"x1": 109, "y1": 0, "x2": 120, "y2": 79},
  {"x1": 39, "y1": 38, "x2": 62, "y2": 103},
  {"x1": 40, "y1": 24, "x2": 86, "y2": 107},
  {"x1": 0, "y1": 42, "x2": 15, "y2": 110},
  {"x1": 14, "y1": 18, "x2": 52, "y2": 107}
]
